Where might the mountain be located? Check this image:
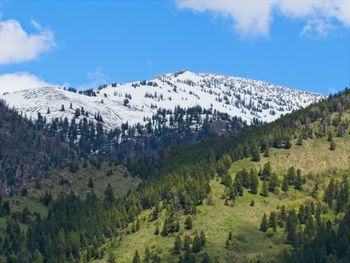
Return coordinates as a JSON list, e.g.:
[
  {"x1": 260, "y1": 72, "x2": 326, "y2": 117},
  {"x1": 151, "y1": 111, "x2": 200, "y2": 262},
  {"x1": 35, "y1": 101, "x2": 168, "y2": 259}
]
[
  {"x1": 0, "y1": 70, "x2": 325, "y2": 130},
  {"x1": 1, "y1": 87, "x2": 350, "y2": 263}
]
